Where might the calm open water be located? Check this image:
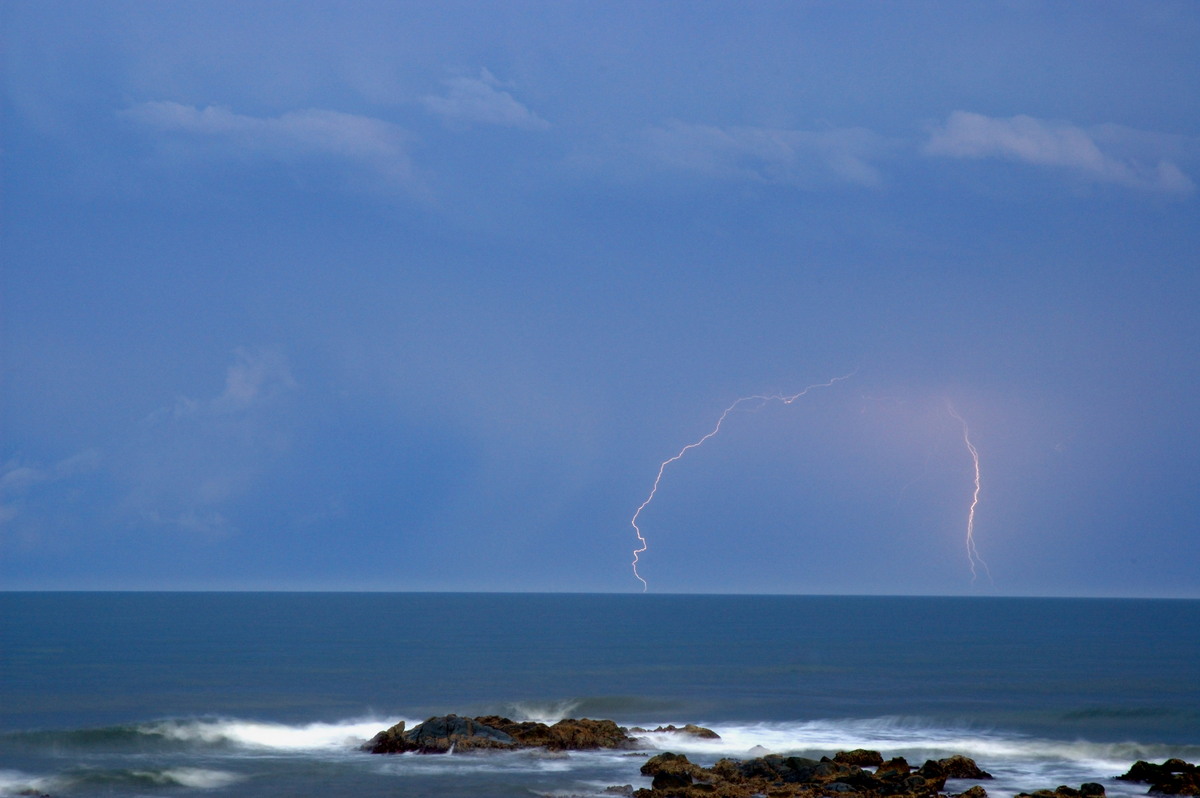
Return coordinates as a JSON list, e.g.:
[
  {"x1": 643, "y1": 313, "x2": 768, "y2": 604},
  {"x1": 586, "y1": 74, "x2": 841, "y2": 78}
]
[{"x1": 1, "y1": 593, "x2": 1197, "y2": 797}]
